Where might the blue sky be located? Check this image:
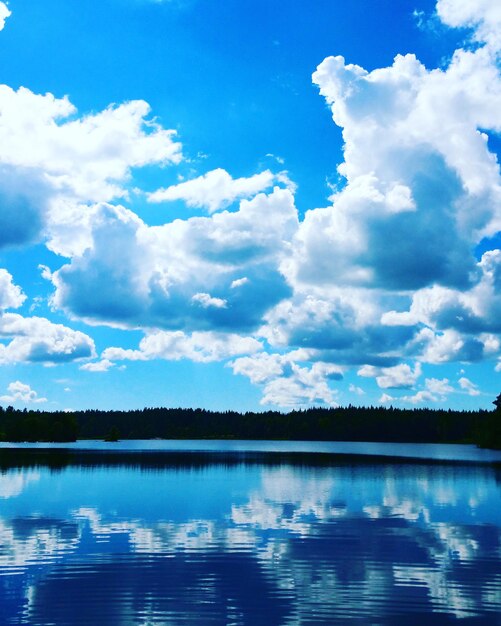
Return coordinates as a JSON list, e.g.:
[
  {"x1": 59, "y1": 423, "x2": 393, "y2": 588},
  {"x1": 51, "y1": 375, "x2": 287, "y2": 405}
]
[{"x1": 0, "y1": 0, "x2": 499, "y2": 412}]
